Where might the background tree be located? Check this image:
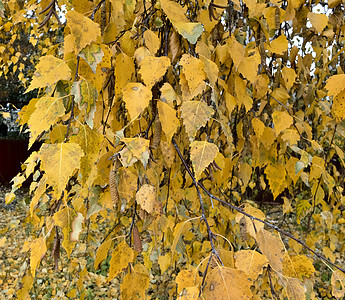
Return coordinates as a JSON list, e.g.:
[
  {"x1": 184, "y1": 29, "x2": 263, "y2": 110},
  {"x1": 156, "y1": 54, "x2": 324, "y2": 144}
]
[{"x1": 2, "y1": 0, "x2": 345, "y2": 298}]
